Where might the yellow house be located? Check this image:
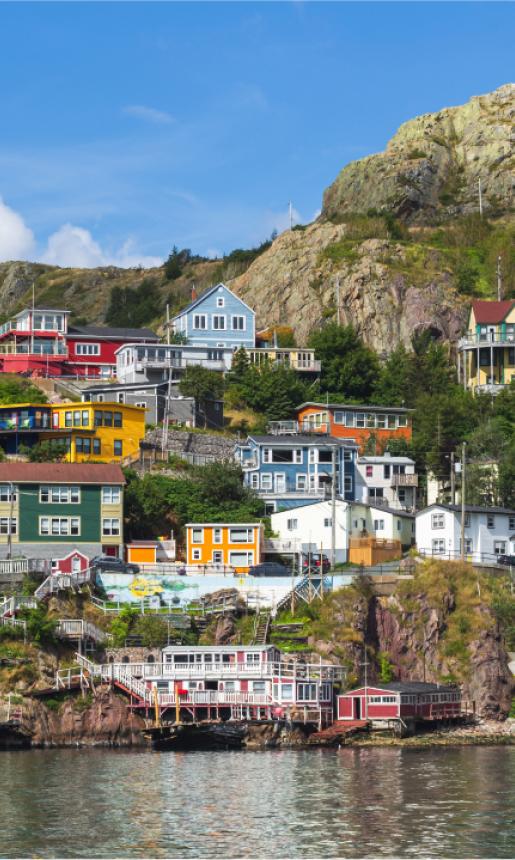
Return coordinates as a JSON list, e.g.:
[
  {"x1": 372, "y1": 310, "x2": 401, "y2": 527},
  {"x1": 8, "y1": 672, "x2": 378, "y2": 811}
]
[
  {"x1": 186, "y1": 523, "x2": 264, "y2": 574},
  {"x1": 47, "y1": 402, "x2": 146, "y2": 463},
  {"x1": 458, "y1": 300, "x2": 515, "y2": 394}
]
